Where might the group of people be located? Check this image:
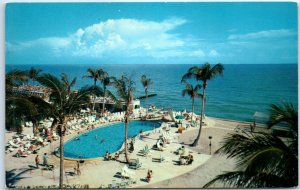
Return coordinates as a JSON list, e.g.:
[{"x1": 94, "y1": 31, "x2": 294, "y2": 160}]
[
  {"x1": 179, "y1": 153, "x2": 194, "y2": 165},
  {"x1": 104, "y1": 151, "x2": 121, "y2": 161},
  {"x1": 35, "y1": 153, "x2": 49, "y2": 168}
]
